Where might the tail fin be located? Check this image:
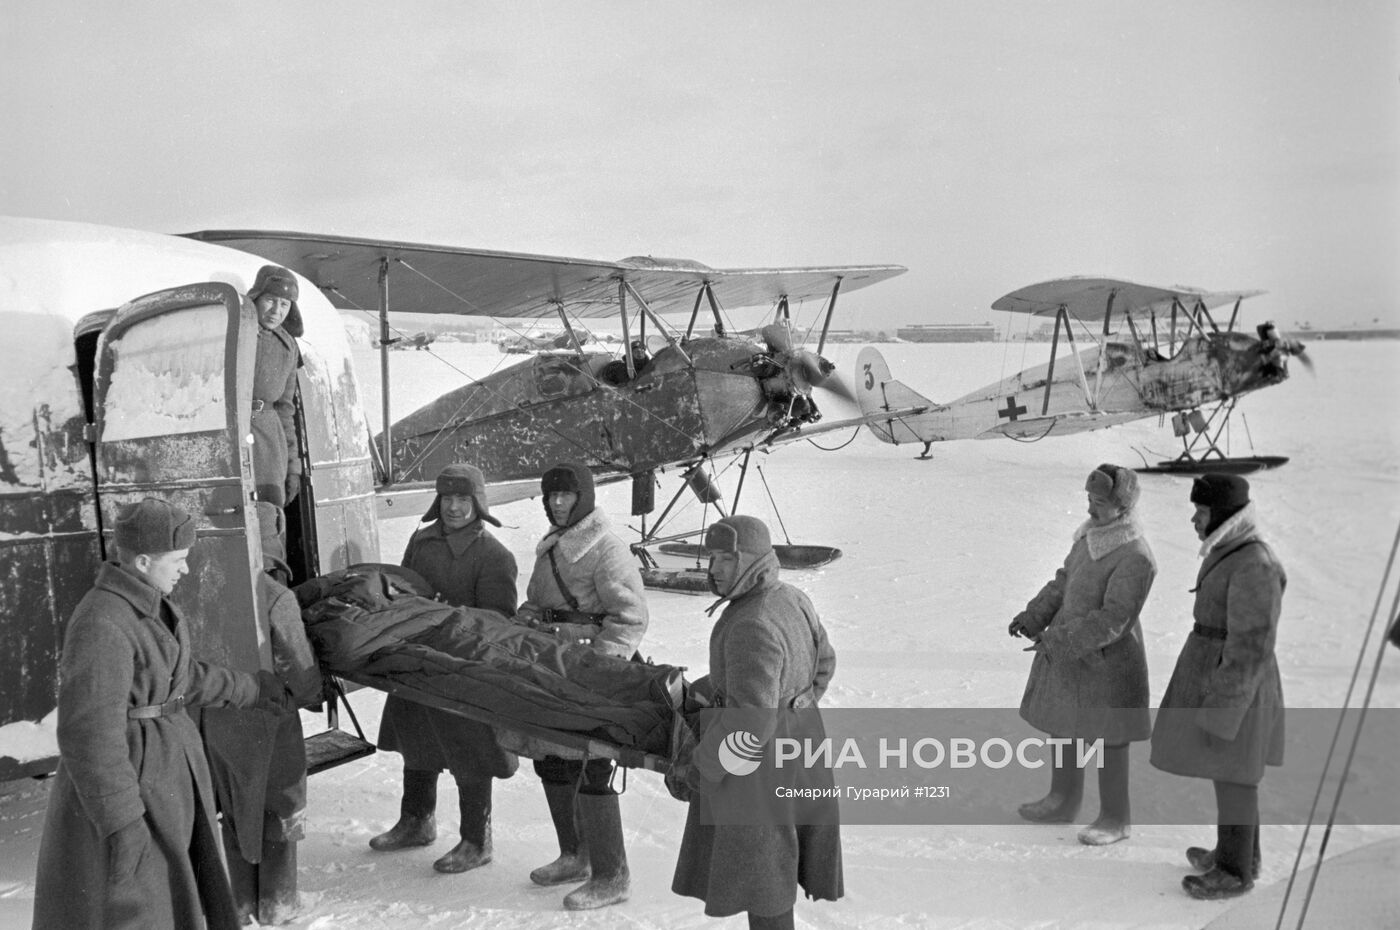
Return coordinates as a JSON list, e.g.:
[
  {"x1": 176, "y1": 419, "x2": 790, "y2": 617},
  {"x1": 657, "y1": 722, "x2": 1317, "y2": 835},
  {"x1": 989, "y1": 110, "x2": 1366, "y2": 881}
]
[{"x1": 855, "y1": 347, "x2": 938, "y2": 444}]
